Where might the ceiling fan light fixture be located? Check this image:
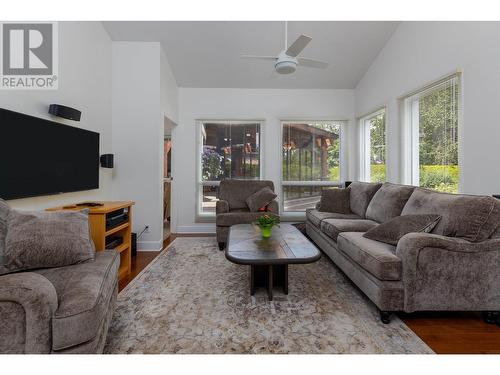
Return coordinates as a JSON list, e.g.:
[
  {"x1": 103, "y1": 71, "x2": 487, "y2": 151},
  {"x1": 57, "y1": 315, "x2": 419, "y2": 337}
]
[
  {"x1": 241, "y1": 22, "x2": 328, "y2": 76},
  {"x1": 275, "y1": 60, "x2": 297, "y2": 74}
]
